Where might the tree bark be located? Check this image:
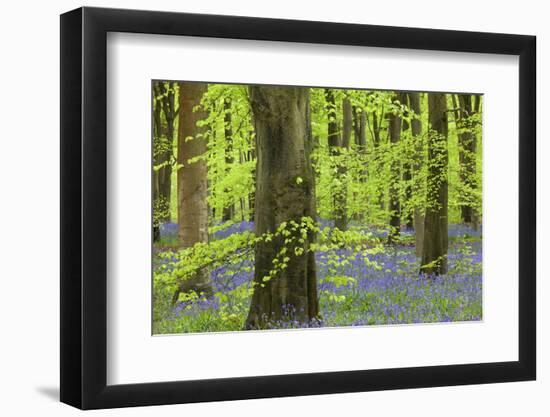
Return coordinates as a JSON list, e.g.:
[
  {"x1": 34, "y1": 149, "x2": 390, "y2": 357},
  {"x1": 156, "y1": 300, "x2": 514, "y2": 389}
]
[
  {"x1": 421, "y1": 93, "x2": 448, "y2": 275},
  {"x1": 408, "y1": 92, "x2": 424, "y2": 257},
  {"x1": 353, "y1": 106, "x2": 367, "y2": 151},
  {"x1": 334, "y1": 96, "x2": 352, "y2": 231},
  {"x1": 247, "y1": 148, "x2": 256, "y2": 222},
  {"x1": 152, "y1": 83, "x2": 162, "y2": 203},
  {"x1": 372, "y1": 107, "x2": 385, "y2": 210},
  {"x1": 471, "y1": 95, "x2": 481, "y2": 230},
  {"x1": 152, "y1": 83, "x2": 163, "y2": 242},
  {"x1": 352, "y1": 105, "x2": 367, "y2": 220},
  {"x1": 342, "y1": 97, "x2": 353, "y2": 150},
  {"x1": 325, "y1": 89, "x2": 348, "y2": 230},
  {"x1": 457, "y1": 94, "x2": 478, "y2": 227},
  {"x1": 174, "y1": 82, "x2": 213, "y2": 301},
  {"x1": 474, "y1": 95, "x2": 481, "y2": 114},
  {"x1": 387, "y1": 93, "x2": 403, "y2": 244},
  {"x1": 156, "y1": 82, "x2": 175, "y2": 222},
  {"x1": 245, "y1": 86, "x2": 319, "y2": 329},
  {"x1": 400, "y1": 94, "x2": 414, "y2": 230},
  {"x1": 372, "y1": 110, "x2": 382, "y2": 147},
  {"x1": 222, "y1": 97, "x2": 235, "y2": 222}
]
